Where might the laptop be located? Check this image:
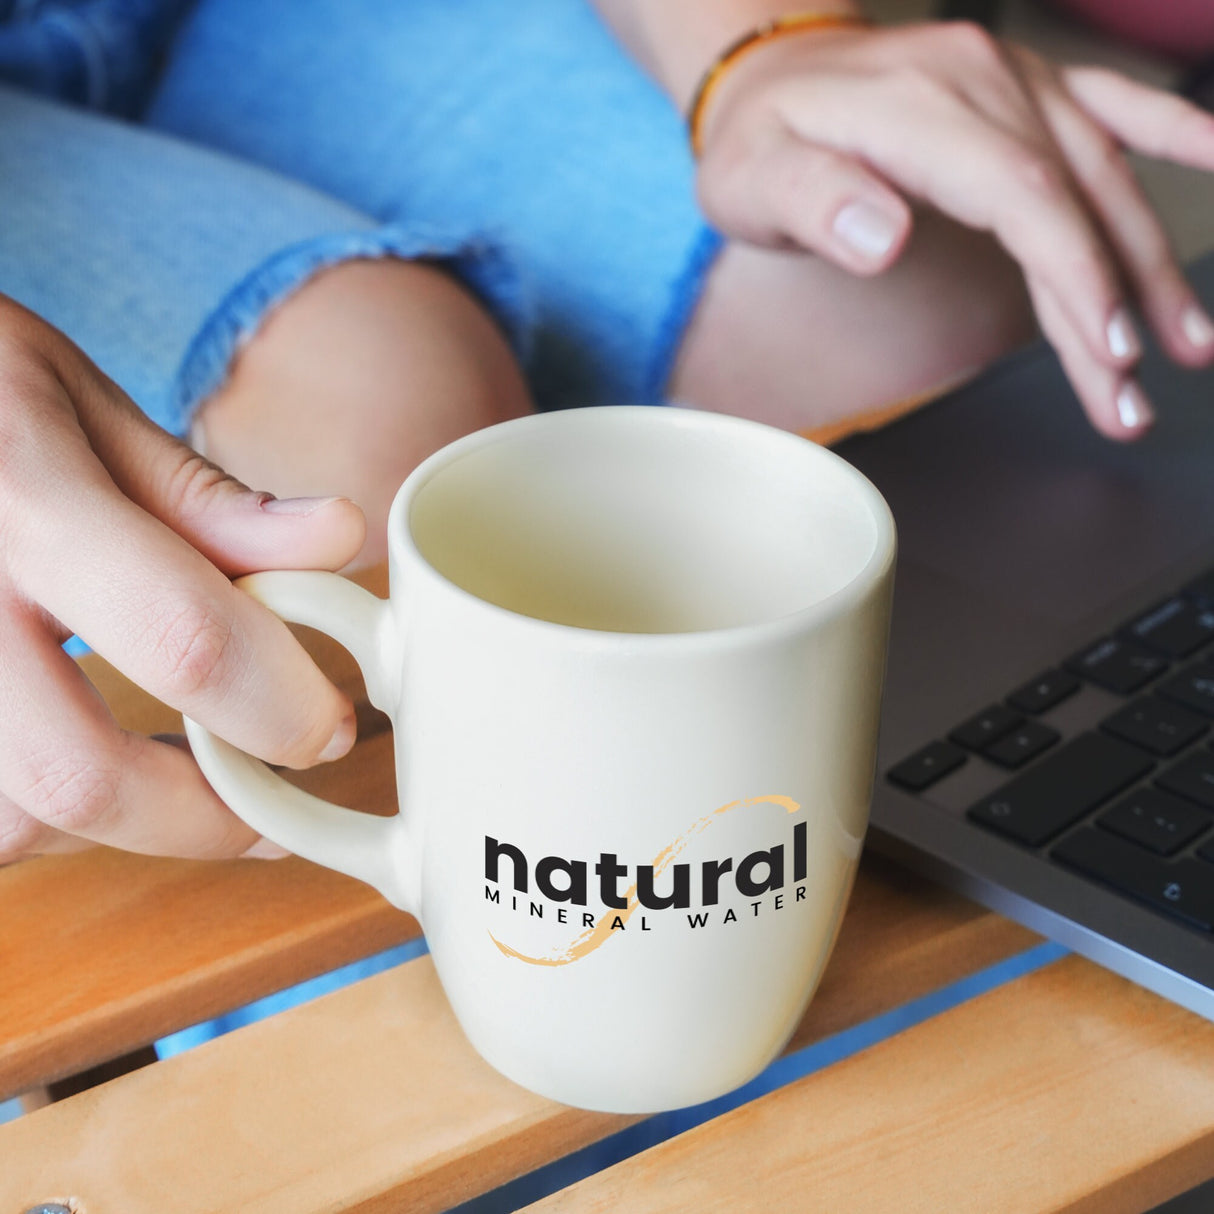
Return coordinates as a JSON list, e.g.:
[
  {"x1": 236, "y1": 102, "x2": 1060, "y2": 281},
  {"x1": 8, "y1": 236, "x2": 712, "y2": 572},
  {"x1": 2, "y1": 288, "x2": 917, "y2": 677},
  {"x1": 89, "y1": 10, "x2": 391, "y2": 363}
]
[{"x1": 836, "y1": 251, "x2": 1214, "y2": 1021}]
